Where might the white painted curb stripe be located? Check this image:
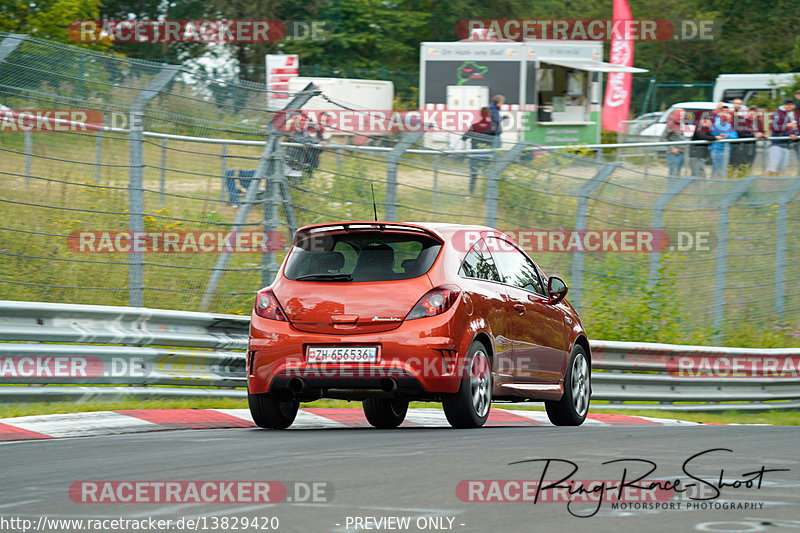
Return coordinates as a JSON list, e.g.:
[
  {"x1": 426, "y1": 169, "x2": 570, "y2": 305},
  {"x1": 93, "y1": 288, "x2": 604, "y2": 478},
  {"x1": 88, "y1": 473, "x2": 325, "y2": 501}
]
[{"x1": 5, "y1": 411, "x2": 160, "y2": 438}]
